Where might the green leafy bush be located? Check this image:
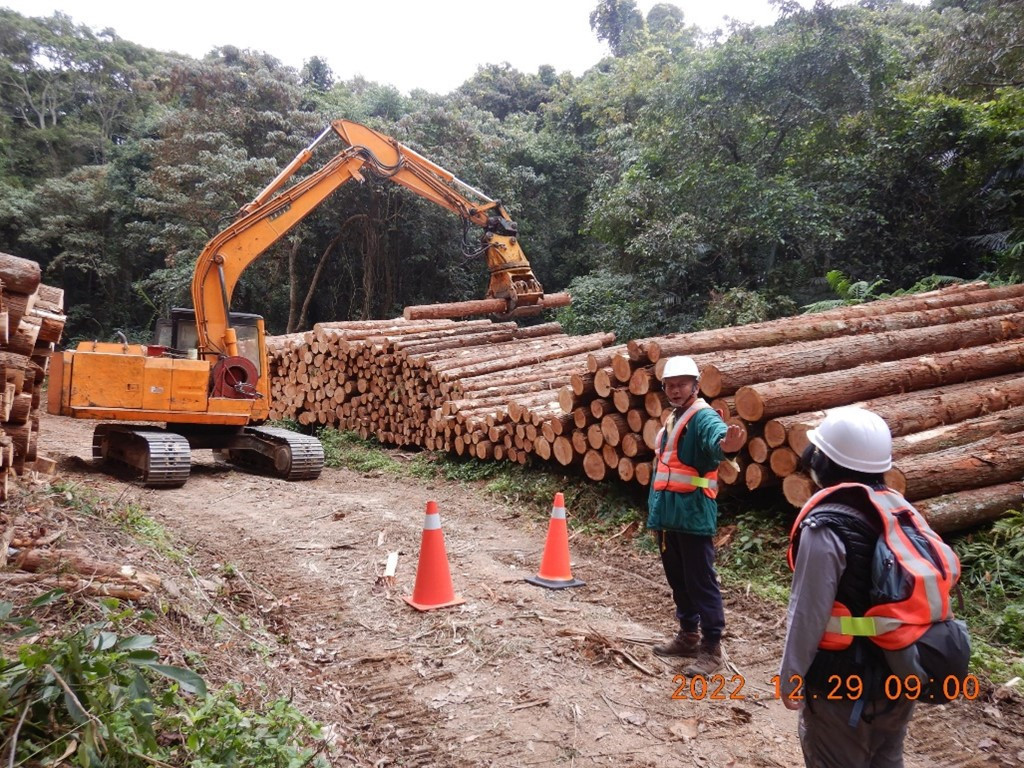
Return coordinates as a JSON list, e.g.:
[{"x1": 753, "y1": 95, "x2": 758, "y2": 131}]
[{"x1": 0, "y1": 600, "x2": 326, "y2": 767}]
